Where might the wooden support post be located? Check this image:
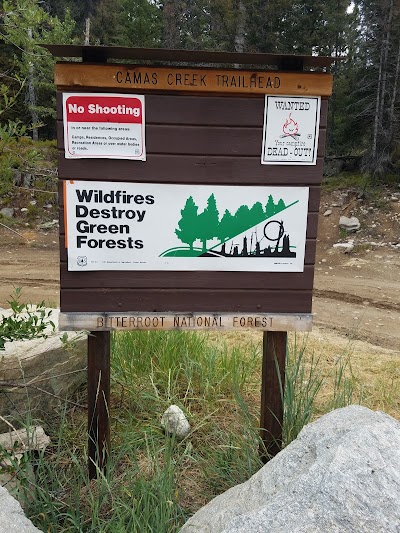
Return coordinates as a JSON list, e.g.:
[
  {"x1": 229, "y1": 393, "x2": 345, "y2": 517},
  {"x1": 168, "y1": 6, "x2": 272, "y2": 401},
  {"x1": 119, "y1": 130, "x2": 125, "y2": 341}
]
[
  {"x1": 260, "y1": 331, "x2": 287, "y2": 462},
  {"x1": 87, "y1": 331, "x2": 110, "y2": 479}
]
